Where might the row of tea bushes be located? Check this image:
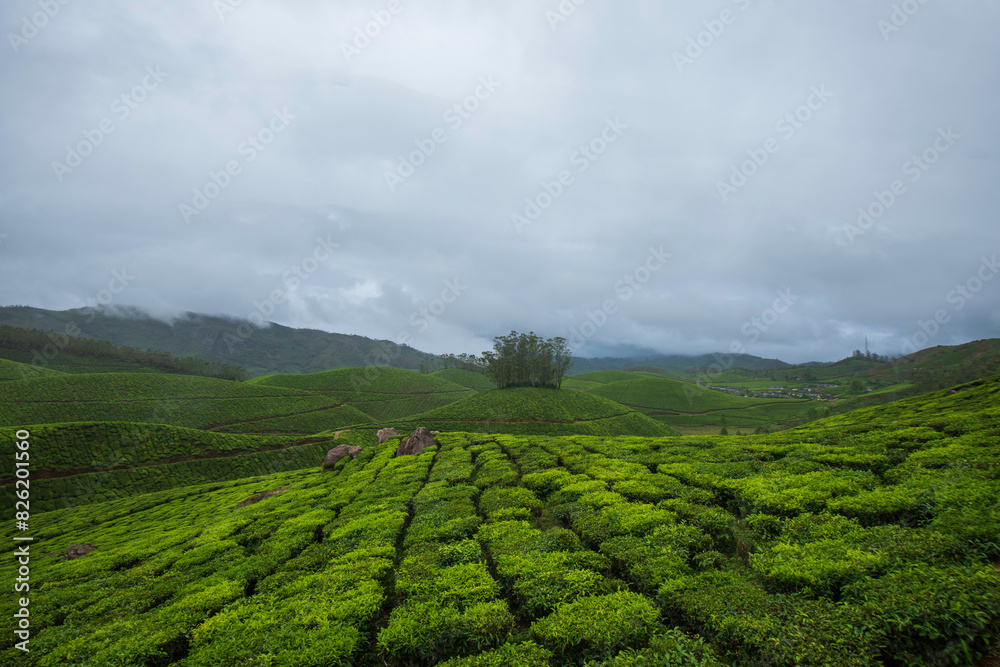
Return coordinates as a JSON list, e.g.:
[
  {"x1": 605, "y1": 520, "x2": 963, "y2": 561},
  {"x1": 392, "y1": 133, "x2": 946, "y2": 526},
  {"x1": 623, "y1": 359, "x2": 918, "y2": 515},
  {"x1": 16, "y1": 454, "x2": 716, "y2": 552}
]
[{"x1": 0, "y1": 422, "x2": 291, "y2": 472}]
